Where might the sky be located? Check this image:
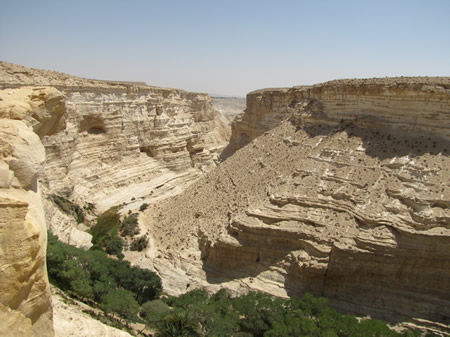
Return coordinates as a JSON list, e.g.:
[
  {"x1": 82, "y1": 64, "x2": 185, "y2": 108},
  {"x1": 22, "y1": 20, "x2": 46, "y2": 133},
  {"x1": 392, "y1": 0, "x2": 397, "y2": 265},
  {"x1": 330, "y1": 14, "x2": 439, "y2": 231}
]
[{"x1": 1, "y1": 0, "x2": 449, "y2": 97}]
